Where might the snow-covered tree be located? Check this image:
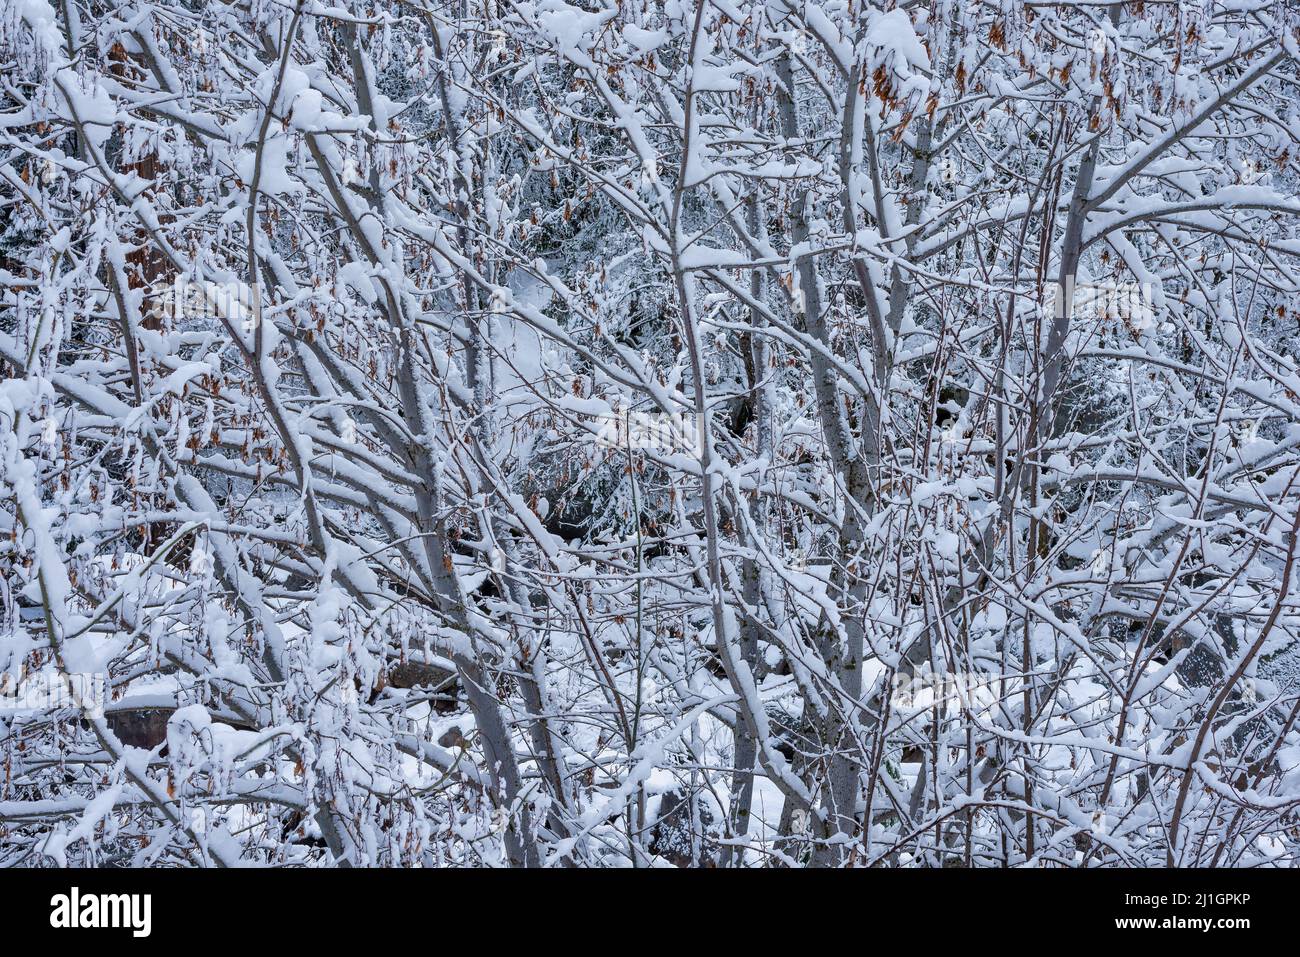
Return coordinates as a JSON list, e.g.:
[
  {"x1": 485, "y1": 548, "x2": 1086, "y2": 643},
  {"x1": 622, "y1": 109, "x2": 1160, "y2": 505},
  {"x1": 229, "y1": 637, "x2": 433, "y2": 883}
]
[{"x1": 3, "y1": 0, "x2": 1300, "y2": 867}]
